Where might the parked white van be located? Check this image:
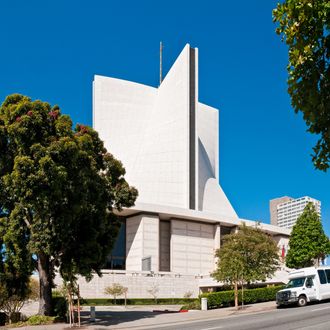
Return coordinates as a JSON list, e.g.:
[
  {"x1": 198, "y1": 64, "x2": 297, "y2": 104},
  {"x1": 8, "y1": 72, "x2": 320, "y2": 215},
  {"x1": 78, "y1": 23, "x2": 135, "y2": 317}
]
[{"x1": 276, "y1": 266, "x2": 330, "y2": 307}]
